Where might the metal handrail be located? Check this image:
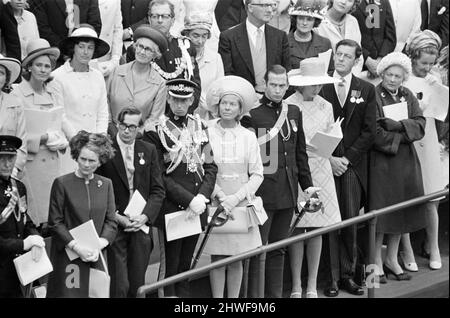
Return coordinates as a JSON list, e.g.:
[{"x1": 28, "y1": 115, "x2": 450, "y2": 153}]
[{"x1": 136, "y1": 188, "x2": 449, "y2": 298}]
